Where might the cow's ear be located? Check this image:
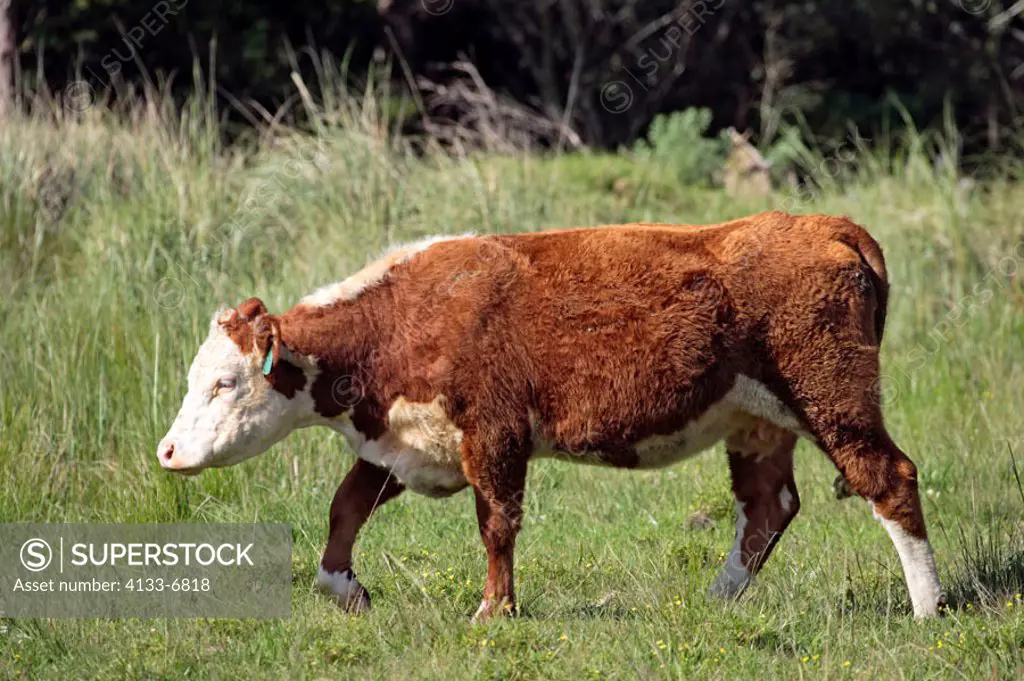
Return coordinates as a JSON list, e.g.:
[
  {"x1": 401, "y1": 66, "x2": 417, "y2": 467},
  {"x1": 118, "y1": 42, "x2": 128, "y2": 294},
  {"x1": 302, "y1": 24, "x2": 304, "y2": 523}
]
[
  {"x1": 237, "y1": 297, "x2": 268, "y2": 321},
  {"x1": 253, "y1": 315, "x2": 282, "y2": 378}
]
